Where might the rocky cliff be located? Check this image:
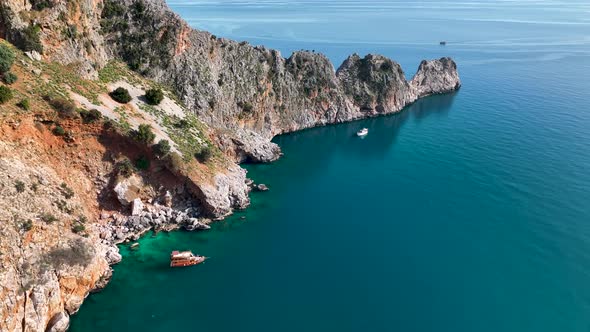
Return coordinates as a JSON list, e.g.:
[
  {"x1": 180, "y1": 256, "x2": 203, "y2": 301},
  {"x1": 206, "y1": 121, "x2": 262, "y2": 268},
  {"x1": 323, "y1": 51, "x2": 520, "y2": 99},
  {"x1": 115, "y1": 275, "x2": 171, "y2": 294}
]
[
  {"x1": 1, "y1": 0, "x2": 460, "y2": 163},
  {"x1": 0, "y1": 0, "x2": 460, "y2": 331}
]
